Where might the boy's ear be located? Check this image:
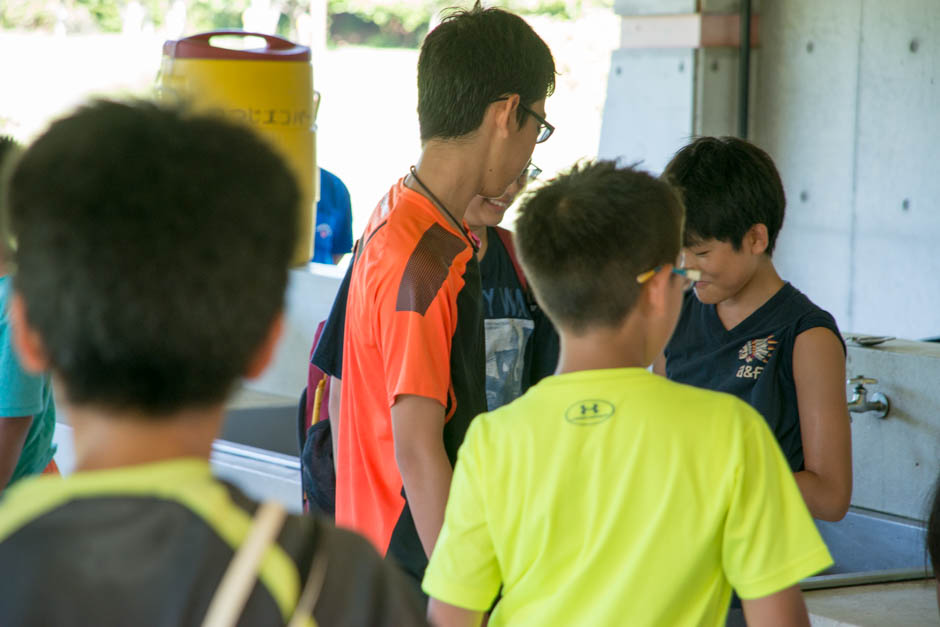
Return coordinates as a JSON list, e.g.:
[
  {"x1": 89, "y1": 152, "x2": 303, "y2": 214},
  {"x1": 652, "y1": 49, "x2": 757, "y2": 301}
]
[
  {"x1": 638, "y1": 266, "x2": 672, "y2": 318},
  {"x1": 746, "y1": 224, "x2": 770, "y2": 255},
  {"x1": 244, "y1": 313, "x2": 285, "y2": 379},
  {"x1": 488, "y1": 94, "x2": 520, "y2": 139},
  {"x1": 9, "y1": 293, "x2": 51, "y2": 374}
]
